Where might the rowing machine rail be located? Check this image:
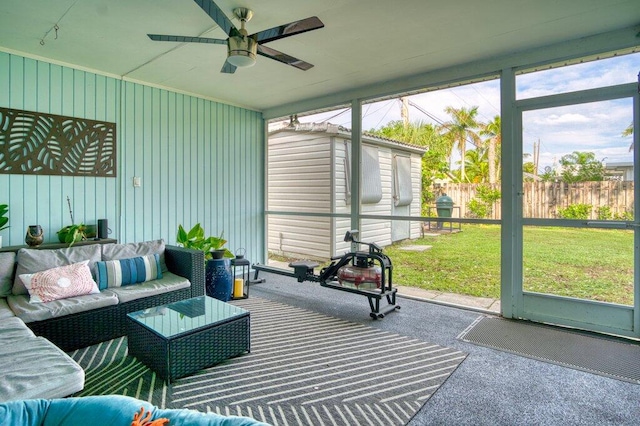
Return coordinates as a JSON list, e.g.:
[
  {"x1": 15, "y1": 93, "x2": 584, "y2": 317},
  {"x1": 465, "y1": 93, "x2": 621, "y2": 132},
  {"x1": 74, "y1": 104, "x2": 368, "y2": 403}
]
[{"x1": 252, "y1": 231, "x2": 400, "y2": 319}]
